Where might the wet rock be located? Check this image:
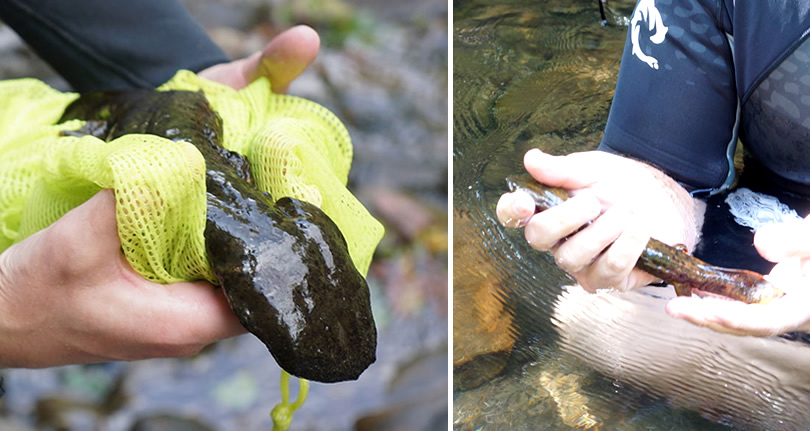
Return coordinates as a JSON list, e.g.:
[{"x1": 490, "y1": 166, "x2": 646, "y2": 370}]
[
  {"x1": 206, "y1": 26, "x2": 264, "y2": 59},
  {"x1": 290, "y1": 29, "x2": 447, "y2": 194},
  {"x1": 452, "y1": 351, "x2": 510, "y2": 391},
  {"x1": 363, "y1": 188, "x2": 439, "y2": 241},
  {"x1": 538, "y1": 369, "x2": 602, "y2": 430},
  {"x1": 210, "y1": 371, "x2": 259, "y2": 412},
  {"x1": 370, "y1": 247, "x2": 447, "y2": 317},
  {"x1": 452, "y1": 210, "x2": 516, "y2": 367},
  {"x1": 0, "y1": 25, "x2": 68, "y2": 90},
  {"x1": 179, "y1": 0, "x2": 259, "y2": 31},
  {"x1": 345, "y1": 0, "x2": 445, "y2": 24},
  {"x1": 355, "y1": 393, "x2": 446, "y2": 431},
  {"x1": 130, "y1": 414, "x2": 215, "y2": 431},
  {"x1": 0, "y1": 418, "x2": 35, "y2": 431},
  {"x1": 355, "y1": 346, "x2": 447, "y2": 431}
]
